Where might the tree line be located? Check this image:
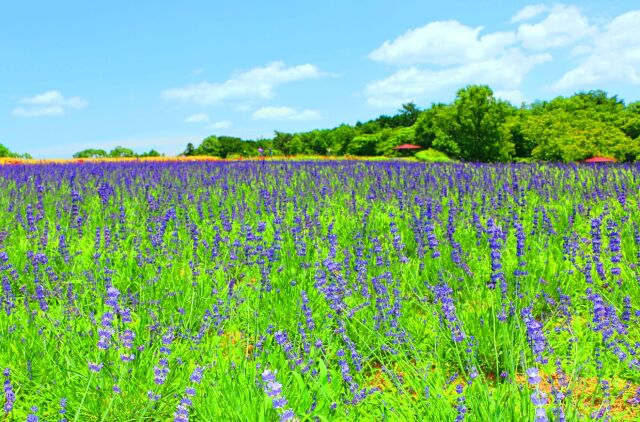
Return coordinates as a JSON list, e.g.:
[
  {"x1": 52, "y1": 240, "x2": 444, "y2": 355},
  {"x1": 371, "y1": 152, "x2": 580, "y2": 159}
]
[
  {"x1": 184, "y1": 85, "x2": 640, "y2": 162},
  {"x1": 2, "y1": 85, "x2": 638, "y2": 162},
  {"x1": 0, "y1": 144, "x2": 163, "y2": 160},
  {"x1": 72, "y1": 146, "x2": 163, "y2": 159},
  {"x1": 0, "y1": 143, "x2": 31, "y2": 159}
]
